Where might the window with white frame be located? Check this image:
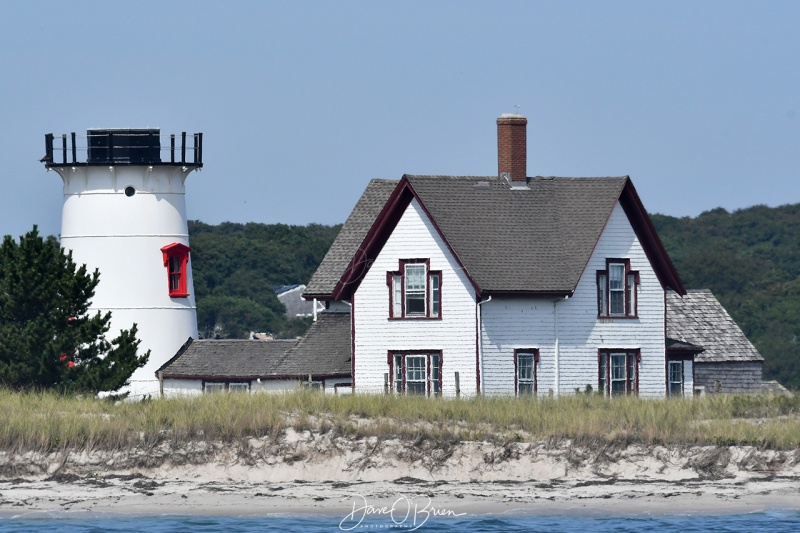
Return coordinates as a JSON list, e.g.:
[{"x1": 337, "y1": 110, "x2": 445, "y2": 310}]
[
  {"x1": 203, "y1": 381, "x2": 250, "y2": 393},
  {"x1": 387, "y1": 260, "x2": 442, "y2": 319},
  {"x1": 203, "y1": 382, "x2": 225, "y2": 393},
  {"x1": 668, "y1": 361, "x2": 683, "y2": 397},
  {"x1": 598, "y1": 350, "x2": 639, "y2": 396},
  {"x1": 389, "y1": 352, "x2": 441, "y2": 396},
  {"x1": 515, "y1": 349, "x2": 538, "y2": 396},
  {"x1": 597, "y1": 259, "x2": 638, "y2": 317}
]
